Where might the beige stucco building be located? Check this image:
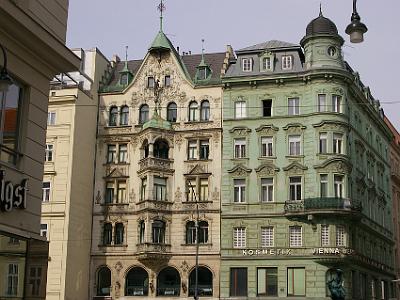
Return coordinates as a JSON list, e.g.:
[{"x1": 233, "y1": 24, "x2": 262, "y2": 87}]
[
  {"x1": 90, "y1": 27, "x2": 232, "y2": 299},
  {"x1": 42, "y1": 48, "x2": 109, "y2": 300},
  {"x1": 0, "y1": 0, "x2": 79, "y2": 299}
]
